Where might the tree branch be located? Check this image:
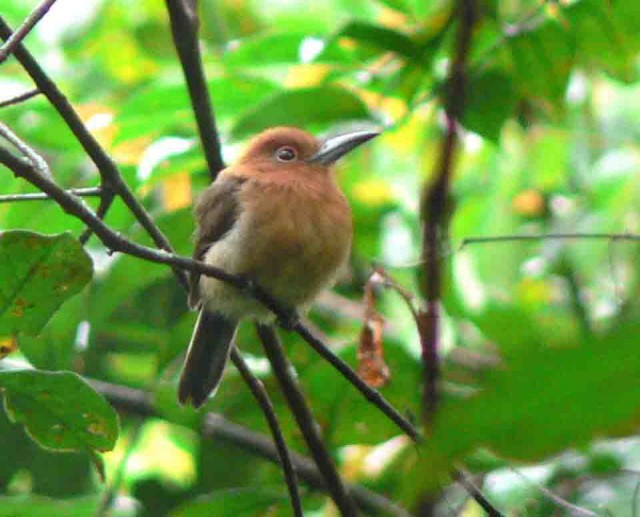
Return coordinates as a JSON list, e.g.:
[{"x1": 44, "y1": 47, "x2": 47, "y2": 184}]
[
  {"x1": 230, "y1": 349, "x2": 303, "y2": 517},
  {"x1": 0, "y1": 88, "x2": 40, "y2": 109},
  {"x1": 256, "y1": 324, "x2": 359, "y2": 516},
  {"x1": 164, "y1": 0, "x2": 225, "y2": 178},
  {"x1": 0, "y1": 17, "x2": 180, "y2": 273},
  {"x1": 419, "y1": 0, "x2": 475, "y2": 426},
  {"x1": 89, "y1": 378, "x2": 410, "y2": 516},
  {"x1": 0, "y1": 0, "x2": 58, "y2": 63},
  {"x1": 1, "y1": 135, "x2": 419, "y2": 451},
  {"x1": 0, "y1": 187, "x2": 101, "y2": 203},
  {"x1": 459, "y1": 232, "x2": 640, "y2": 247}
]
